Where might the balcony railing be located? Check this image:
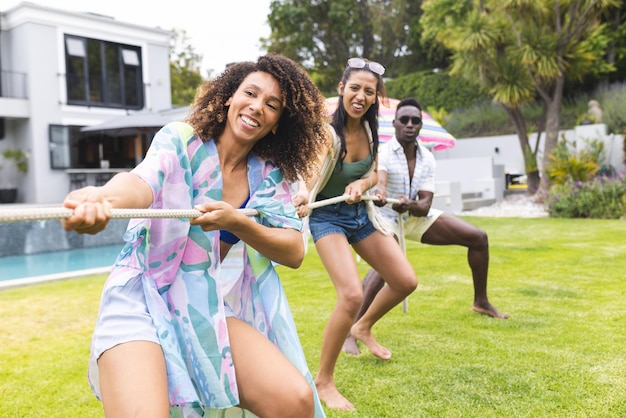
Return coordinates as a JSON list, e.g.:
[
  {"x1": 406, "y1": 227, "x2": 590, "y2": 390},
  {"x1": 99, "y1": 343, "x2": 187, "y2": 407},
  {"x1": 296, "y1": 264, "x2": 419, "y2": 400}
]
[{"x1": 0, "y1": 70, "x2": 28, "y2": 99}]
